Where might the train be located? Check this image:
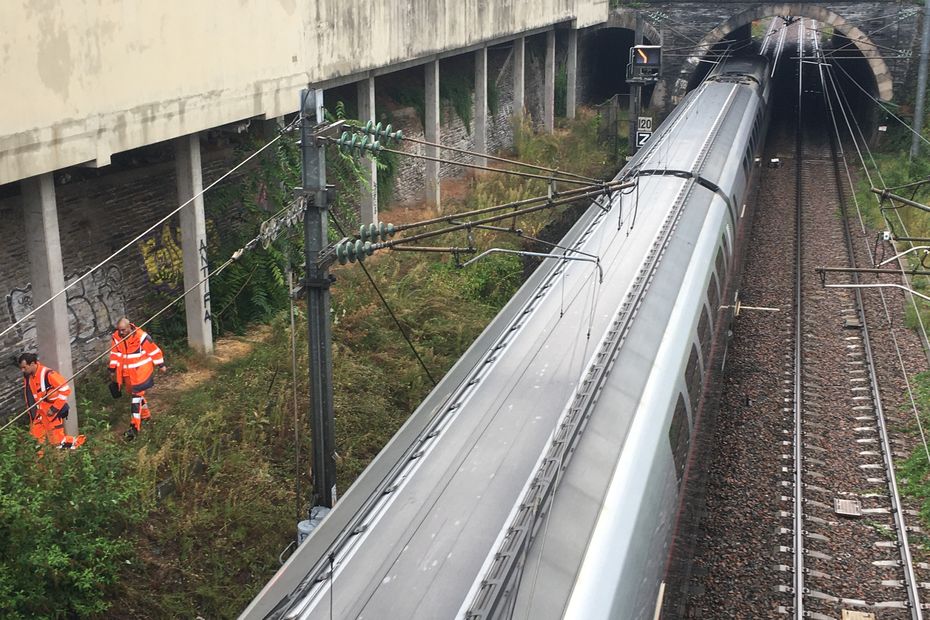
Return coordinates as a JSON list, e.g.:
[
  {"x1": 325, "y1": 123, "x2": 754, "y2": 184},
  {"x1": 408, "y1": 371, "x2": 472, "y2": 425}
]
[{"x1": 241, "y1": 54, "x2": 772, "y2": 620}]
